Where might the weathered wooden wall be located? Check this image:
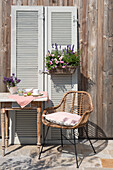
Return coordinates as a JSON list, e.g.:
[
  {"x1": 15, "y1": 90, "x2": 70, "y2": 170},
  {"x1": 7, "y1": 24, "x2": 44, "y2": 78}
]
[{"x1": 0, "y1": 0, "x2": 113, "y2": 138}]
